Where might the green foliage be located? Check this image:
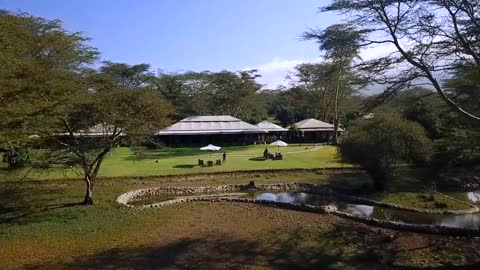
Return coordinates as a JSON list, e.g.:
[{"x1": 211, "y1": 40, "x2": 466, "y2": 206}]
[
  {"x1": 403, "y1": 102, "x2": 444, "y2": 140},
  {"x1": 156, "y1": 70, "x2": 267, "y2": 123},
  {"x1": 303, "y1": 23, "x2": 363, "y2": 143},
  {"x1": 368, "y1": 88, "x2": 447, "y2": 139},
  {"x1": 433, "y1": 129, "x2": 480, "y2": 169},
  {"x1": 99, "y1": 62, "x2": 155, "y2": 88},
  {"x1": 263, "y1": 88, "x2": 313, "y2": 126},
  {"x1": 0, "y1": 10, "x2": 98, "y2": 147},
  {"x1": 40, "y1": 61, "x2": 173, "y2": 204},
  {"x1": 320, "y1": 0, "x2": 480, "y2": 121},
  {"x1": 303, "y1": 23, "x2": 362, "y2": 65},
  {"x1": 2, "y1": 147, "x2": 30, "y2": 169},
  {"x1": 444, "y1": 64, "x2": 480, "y2": 125},
  {"x1": 0, "y1": 9, "x2": 173, "y2": 203},
  {"x1": 338, "y1": 114, "x2": 433, "y2": 190}
]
